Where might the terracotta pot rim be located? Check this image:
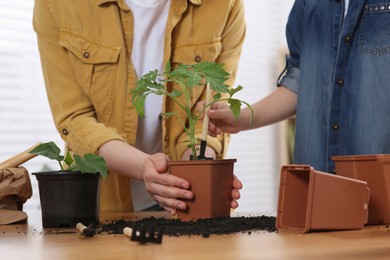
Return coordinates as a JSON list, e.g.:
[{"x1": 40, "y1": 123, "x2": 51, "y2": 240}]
[
  {"x1": 167, "y1": 158, "x2": 236, "y2": 166},
  {"x1": 32, "y1": 170, "x2": 100, "y2": 176},
  {"x1": 332, "y1": 154, "x2": 390, "y2": 162}
]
